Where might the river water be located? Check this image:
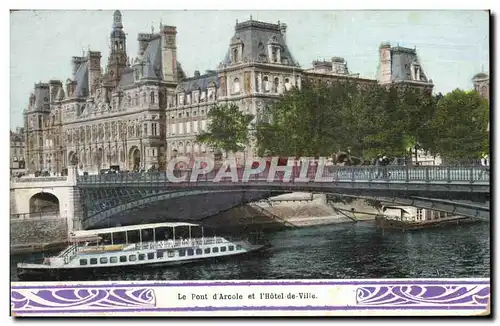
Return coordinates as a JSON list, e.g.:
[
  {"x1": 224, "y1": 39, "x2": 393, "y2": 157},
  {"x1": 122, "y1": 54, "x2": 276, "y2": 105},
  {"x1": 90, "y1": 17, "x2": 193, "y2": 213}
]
[{"x1": 10, "y1": 220, "x2": 490, "y2": 281}]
